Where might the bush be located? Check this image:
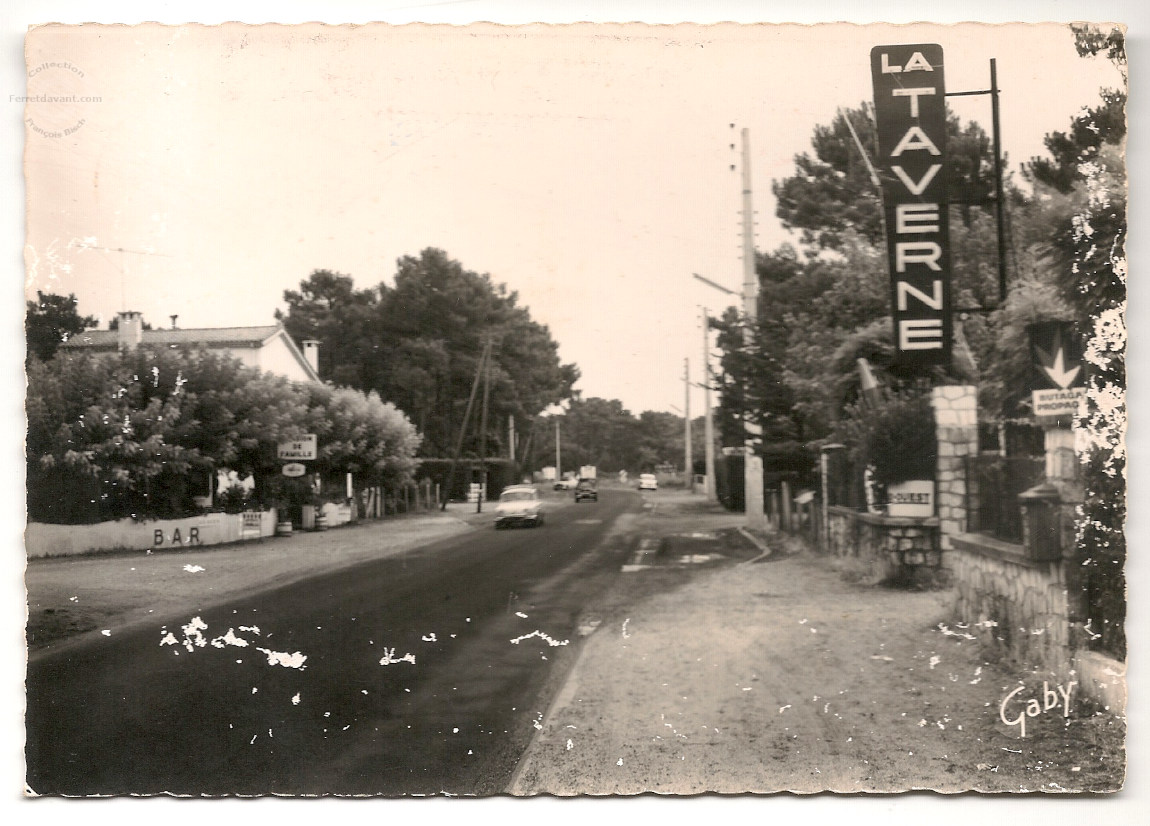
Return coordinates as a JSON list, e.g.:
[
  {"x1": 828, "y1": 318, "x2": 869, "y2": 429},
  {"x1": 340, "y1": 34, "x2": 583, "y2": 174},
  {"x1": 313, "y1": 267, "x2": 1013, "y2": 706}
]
[
  {"x1": 217, "y1": 483, "x2": 255, "y2": 514},
  {"x1": 838, "y1": 390, "x2": 936, "y2": 489}
]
